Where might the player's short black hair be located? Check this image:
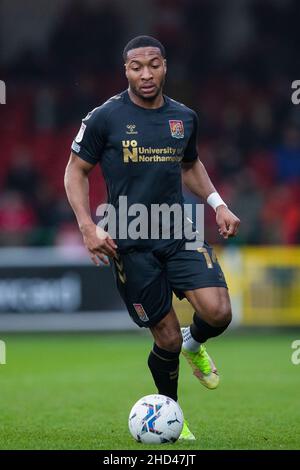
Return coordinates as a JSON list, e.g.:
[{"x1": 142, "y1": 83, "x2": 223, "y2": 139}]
[{"x1": 123, "y1": 35, "x2": 166, "y2": 61}]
